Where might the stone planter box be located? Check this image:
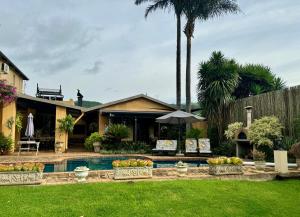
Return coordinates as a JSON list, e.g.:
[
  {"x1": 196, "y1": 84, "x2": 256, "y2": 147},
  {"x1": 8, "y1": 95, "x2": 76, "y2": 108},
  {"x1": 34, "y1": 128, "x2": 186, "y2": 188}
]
[
  {"x1": 0, "y1": 172, "x2": 43, "y2": 186},
  {"x1": 114, "y1": 167, "x2": 152, "y2": 180},
  {"x1": 209, "y1": 165, "x2": 243, "y2": 176}
]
